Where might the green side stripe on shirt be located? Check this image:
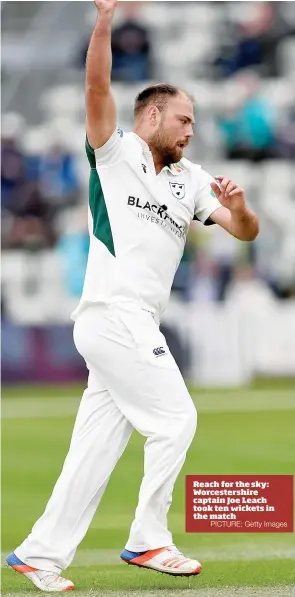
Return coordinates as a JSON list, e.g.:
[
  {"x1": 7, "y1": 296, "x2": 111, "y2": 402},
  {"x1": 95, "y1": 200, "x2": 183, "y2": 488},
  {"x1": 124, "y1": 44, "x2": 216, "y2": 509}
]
[{"x1": 85, "y1": 138, "x2": 115, "y2": 257}]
